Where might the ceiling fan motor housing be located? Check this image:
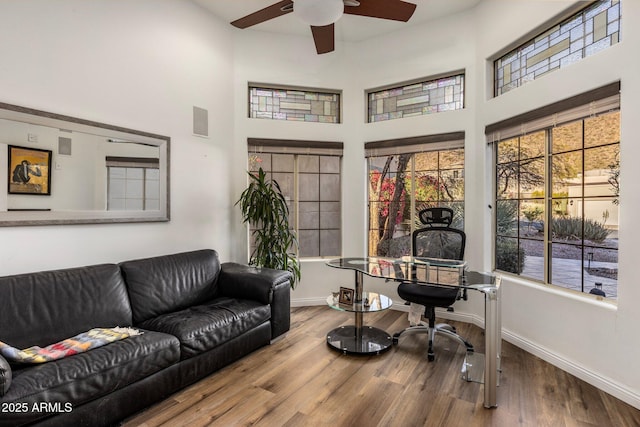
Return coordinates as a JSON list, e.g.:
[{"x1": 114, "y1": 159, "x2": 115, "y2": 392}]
[{"x1": 293, "y1": 0, "x2": 344, "y2": 27}]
